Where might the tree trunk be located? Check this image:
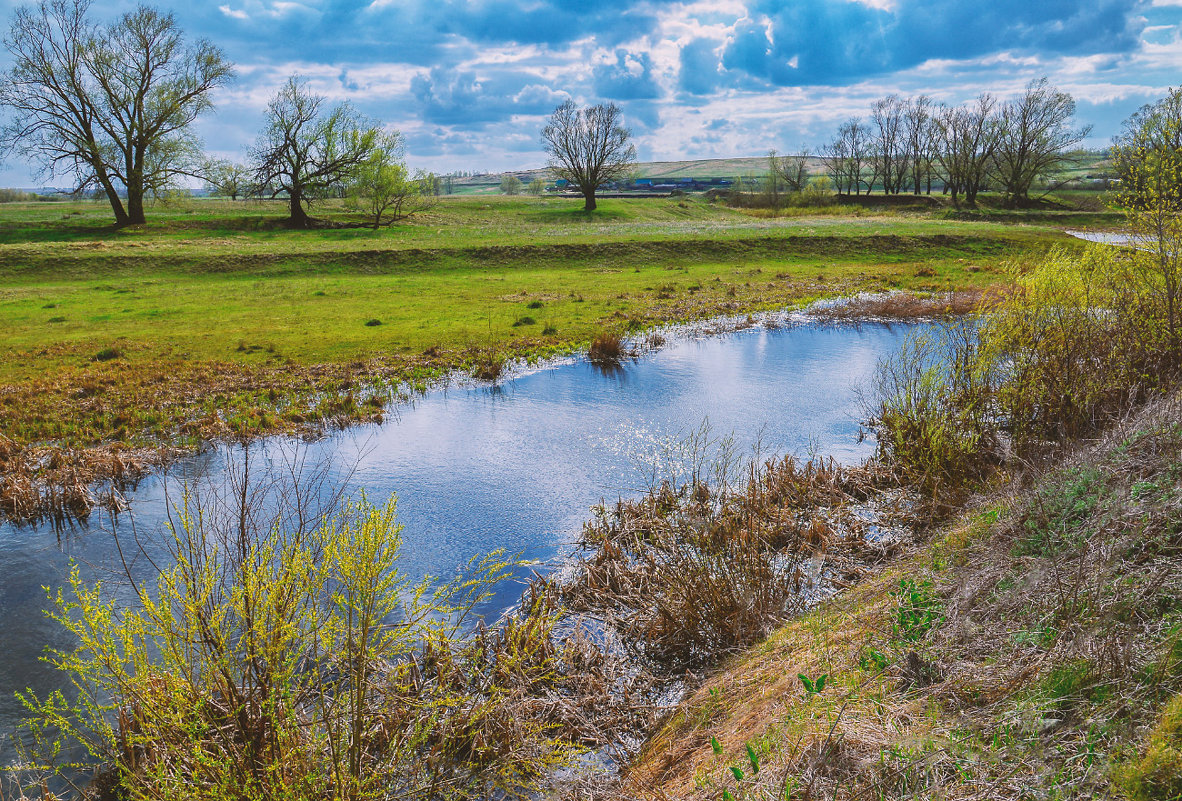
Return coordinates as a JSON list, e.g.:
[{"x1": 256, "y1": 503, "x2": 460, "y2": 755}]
[
  {"x1": 101, "y1": 183, "x2": 130, "y2": 227},
  {"x1": 289, "y1": 189, "x2": 310, "y2": 227},
  {"x1": 583, "y1": 190, "x2": 597, "y2": 212},
  {"x1": 126, "y1": 190, "x2": 146, "y2": 225}
]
